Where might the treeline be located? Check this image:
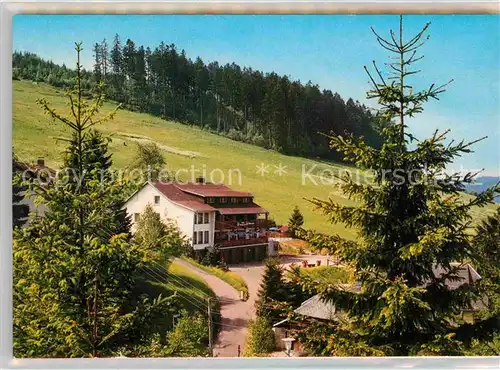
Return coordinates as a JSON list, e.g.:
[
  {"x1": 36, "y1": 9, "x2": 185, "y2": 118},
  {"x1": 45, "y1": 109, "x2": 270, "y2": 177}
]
[{"x1": 13, "y1": 36, "x2": 382, "y2": 159}]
